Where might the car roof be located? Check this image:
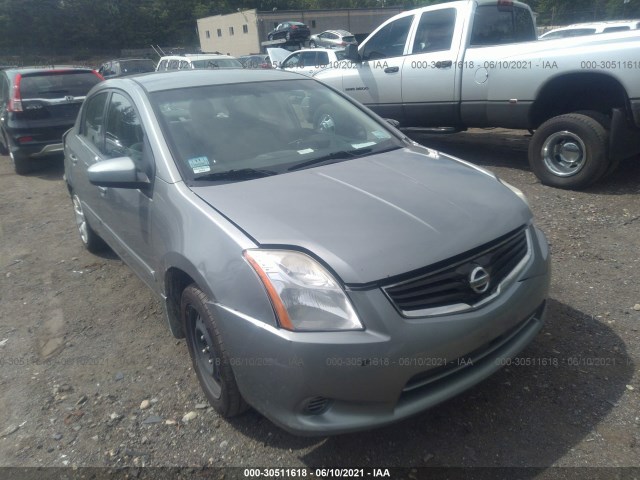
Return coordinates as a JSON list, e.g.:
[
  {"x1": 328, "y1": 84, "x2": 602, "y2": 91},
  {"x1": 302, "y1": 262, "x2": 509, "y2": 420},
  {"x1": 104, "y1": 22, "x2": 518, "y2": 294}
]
[{"x1": 113, "y1": 69, "x2": 309, "y2": 93}]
